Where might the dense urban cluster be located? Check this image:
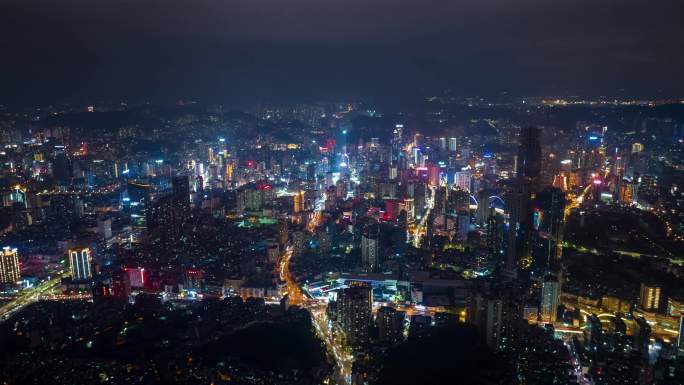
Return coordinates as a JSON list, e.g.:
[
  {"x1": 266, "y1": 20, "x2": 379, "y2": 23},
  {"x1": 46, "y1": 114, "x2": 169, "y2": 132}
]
[{"x1": 0, "y1": 96, "x2": 683, "y2": 384}]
